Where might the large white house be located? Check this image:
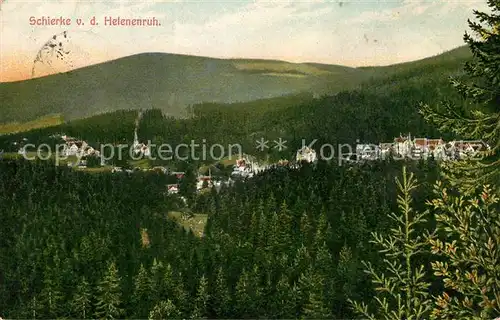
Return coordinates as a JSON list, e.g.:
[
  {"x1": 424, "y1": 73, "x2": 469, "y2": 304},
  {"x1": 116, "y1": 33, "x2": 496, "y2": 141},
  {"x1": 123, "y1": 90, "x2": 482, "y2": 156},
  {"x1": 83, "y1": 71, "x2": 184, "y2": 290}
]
[{"x1": 296, "y1": 146, "x2": 317, "y2": 163}]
